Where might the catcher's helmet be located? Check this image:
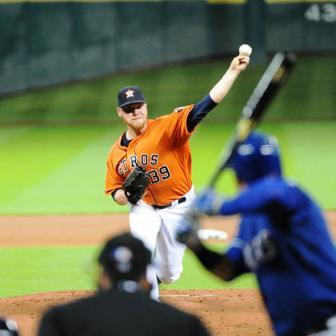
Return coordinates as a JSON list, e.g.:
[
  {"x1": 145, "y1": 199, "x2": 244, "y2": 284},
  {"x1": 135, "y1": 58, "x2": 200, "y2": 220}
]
[
  {"x1": 98, "y1": 232, "x2": 151, "y2": 282},
  {"x1": 0, "y1": 317, "x2": 19, "y2": 336},
  {"x1": 228, "y1": 132, "x2": 282, "y2": 183}
]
